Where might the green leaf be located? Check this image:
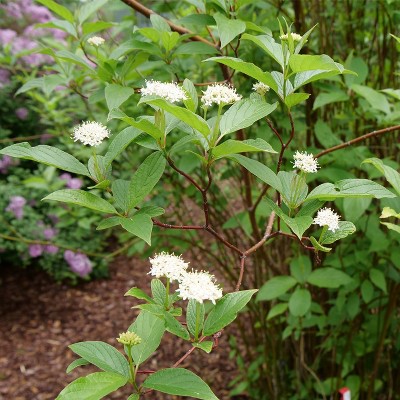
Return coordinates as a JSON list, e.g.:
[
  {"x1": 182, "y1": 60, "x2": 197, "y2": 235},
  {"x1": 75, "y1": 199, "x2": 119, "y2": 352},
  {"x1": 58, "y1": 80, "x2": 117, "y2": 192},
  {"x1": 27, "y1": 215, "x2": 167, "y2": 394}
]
[
  {"x1": 56, "y1": 372, "x2": 127, "y2": 400},
  {"x1": 309, "y1": 236, "x2": 332, "y2": 252},
  {"x1": 306, "y1": 179, "x2": 396, "y2": 201},
  {"x1": 112, "y1": 180, "x2": 130, "y2": 213},
  {"x1": 351, "y1": 84, "x2": 391, "y2": 114},
  {"x1": 69, "y1": 341, "x2": 130, "y2": 378},
  {"x1": 242, "y1": 34, "x2": 284, "y2": 68},
  {"x1": 140, "y1": 97, "x2": 210, "y2": 137},
  {"x1": 381, "y1": 207, "x2": 400, "y2": 219},
  {"x1": 163, "y1": 311, "x2": 190, "y2": 340},
  {"x1": 212, "y1": 138, "x2": 276, "y2": 160},
  {"x1": 125, "y1": 287, "x2": 154, "y2": 303},
  {"x1": 15, "y1": 77, "x2": 44, "y2": 95},
  {"x1": 56, "y1": 50, "x2": 94, "y2": 70},
  {"x1": 128, "y1": 311, "x2": 165, "y2": 366},
  {"x1": 129, "y1": 151, "x2": 166, "y2": 208},
  {"x1": 288, "y1": 289, "x2": 311, "y2": 317},
  {"x1": 38, "y1": 20, "x2": 77, "y2": 37},
  {"x1": 320, "y1": 221, "x2": 356, "y2": 244},
  {"x1": 271, "y1": 71, "x2": 294, "y2": 98},
  {"x1": 187, "y1": 299, "x2": 205, "y2": 336},
  {"x1": 361, "y1": 280, "x2": 374, "y2": 303},
  {"x1": 381, "y1": 222, "x2": 400, "y2": 233},
  {"x1": 203, "y1": 290, "x2": 257, "y2": 335},
  {"x1": 82, "y1": 21, "x2": 114, "y2": 36},
  {"x1": 182, "y1": 78, "x2": 198, "y2": 112},
  {"x1": 43, "y1": 190, "x2": 118, "y2": 214},
  {"x1": 219, "y1": 98, "x2": 277, "y2": 137},
  {"x1": 278, "y1": 171, "x2": 308, "y2": 209},
  {"x1": 142, "y1": 368, "x2": 218, "y2": 400},
  {"x1": 105, "y1": 84, "x2": 134, "y2": 112},
  {"x1": 151, "y1": 279, "x2": 167, "y2": 305},
  {"x1": 193, "y1": 341, "x2": 213, "y2": 353},
  {"x1": 313, "y1": 90, "x2": 349, "y2": 110},
  {"x1": 284, "y1": 93, "x2": 310, "y2": 108},
  {"x1": 264, "y1": 198, "x2": 313, "y2": 239},
  {"x1": 108, "y1": 108, "x2": 163, "y2": 142},
  {"x1": 228, "y1": 154, "x2": 281, "y2": 192},
  {"x1": 174, "y1": 41, "x2": 218, "y2": 55},
  {"x1": 369, "y1": 268, "x2": 387, "y2": 293},
  {"x1": 78, "y1": 0, "x2": 109, "y2": 24},
  {"x1": 307, "y1": 268, "x2": 352, "y2": 288},
  {"x1": 214, "y1": 13, "x2": 246, "y2": 48},
  {"x1": 205, "y1": 57, "x2": 277, "y2": 91},
  {"x1": 289, "y1": 54, "x2": 348, "y2": 73},
  {"x1": 127, "y1": 395, "x2": 140, "y2": 400},
  {"x1": 66, "y1": 358, "x2": 89, "y2": 374},
  {"x1": 267, "y1": 303, "x2": 288, "y2": 320},
  {"x1": 314, "y1": 120, "x2": 342, "y2": 149},
  {"x1": 0, "y1": 143, "x2": 90, "y2": 177},
  {"x1": 37, "y1": 0, "x2": 74, "y2": 23},
  {"x1": 257, "y1": 276, "x2": 297, "y2": 301},
  {"x1": 119, "y1": 214, "x2": 153, "y2": 245},
  {"x1": 96, "y1": 216, "x2": 120, "y2": 230},
  {"x1": 363, "y1": 158, "x2": 400, "y2": 196}
]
